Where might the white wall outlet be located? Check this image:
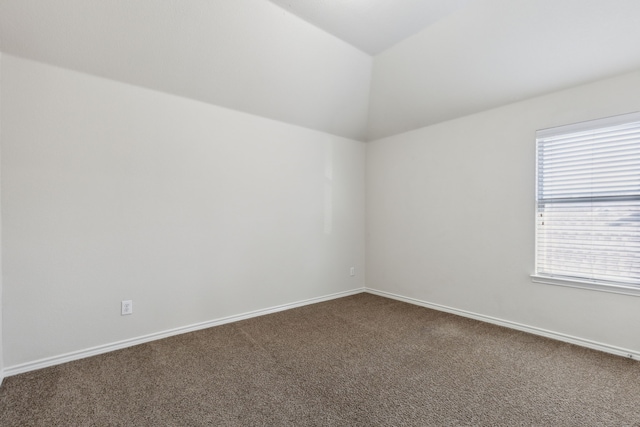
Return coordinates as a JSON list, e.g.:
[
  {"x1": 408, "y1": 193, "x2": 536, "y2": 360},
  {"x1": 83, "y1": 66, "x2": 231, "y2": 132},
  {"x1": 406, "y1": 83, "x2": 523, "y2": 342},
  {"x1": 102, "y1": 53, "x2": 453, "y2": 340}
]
[
  {"x1": 121, "y1": 300, "x2": 133, "y2": 316},
  {"x1": 350, "y1": 267, "x2": 355, "y2": 276}
]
